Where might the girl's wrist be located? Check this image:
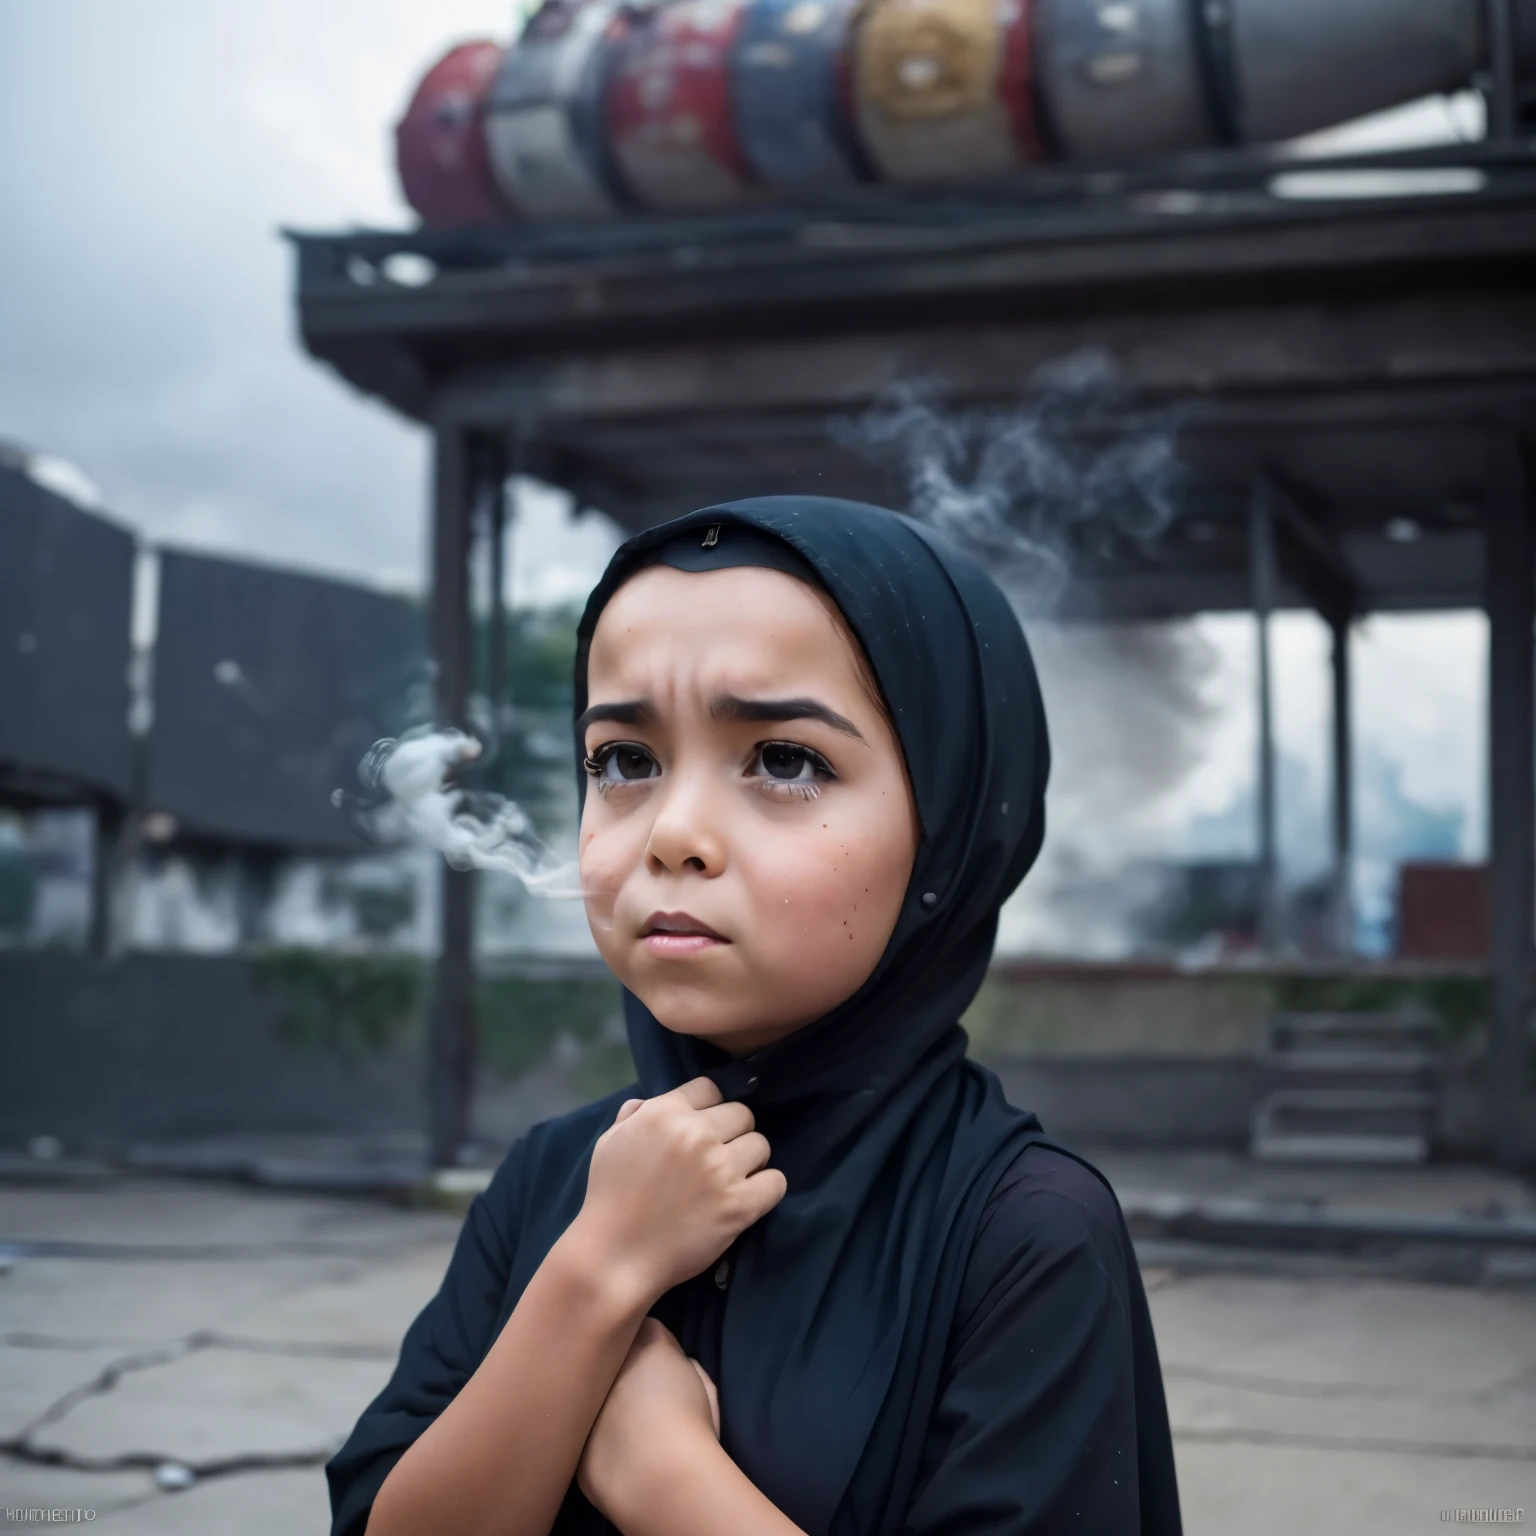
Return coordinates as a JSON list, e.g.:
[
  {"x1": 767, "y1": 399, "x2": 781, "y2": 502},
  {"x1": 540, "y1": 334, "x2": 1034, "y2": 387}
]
[{"x1": 554, "y1": 1214, "x2": 662, "y2": 1320}]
